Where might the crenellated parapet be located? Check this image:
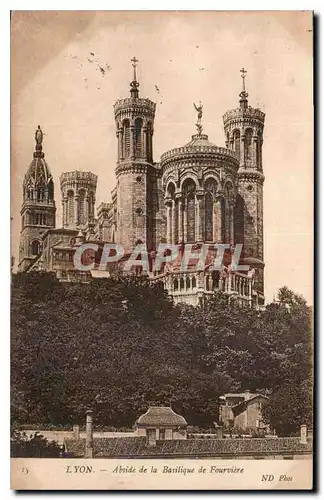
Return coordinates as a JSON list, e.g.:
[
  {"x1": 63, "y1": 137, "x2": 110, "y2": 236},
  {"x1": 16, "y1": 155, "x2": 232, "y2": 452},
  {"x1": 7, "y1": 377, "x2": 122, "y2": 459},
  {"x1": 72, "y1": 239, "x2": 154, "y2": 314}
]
[
  {"x1": 238, "y1": 169, "x2": 265, "y2": 184},
  {"x1": 114, "y1": 98, "x2": 156, "y2": 121},
  {"x1": 161, "y1": 134, "x2": 239, "y2": 170},
  {"x1": 223, "y1": 107, "x2": 265, "y2": 128},
  {"x1": 60, "y1": 171, "x2": 98, "y2": 187}
]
